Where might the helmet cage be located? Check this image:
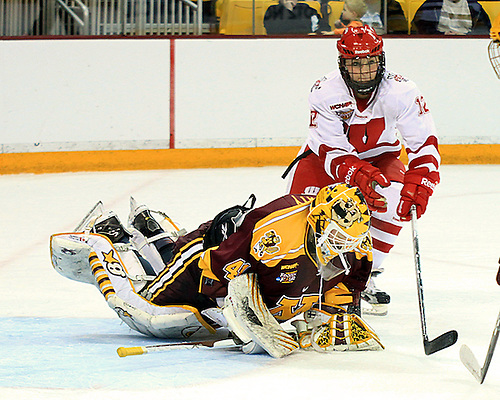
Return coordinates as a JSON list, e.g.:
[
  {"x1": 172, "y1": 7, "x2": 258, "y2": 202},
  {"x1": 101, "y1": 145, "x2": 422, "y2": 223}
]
[
  {"x1": 315, "y1": 216, "x2": 366, "y2": 266},
  {"x1": 339, "y1": 52, "x2": 386, "y2": 95}
]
